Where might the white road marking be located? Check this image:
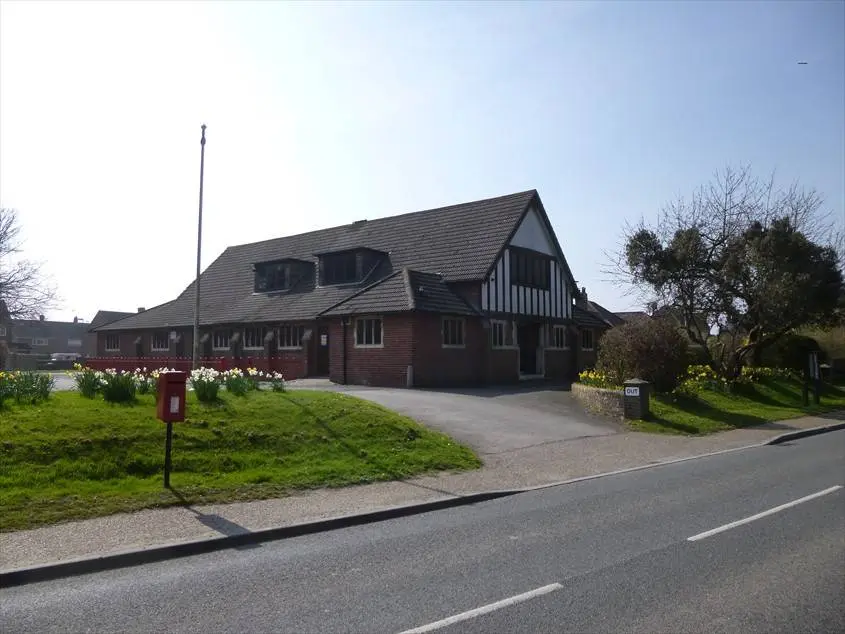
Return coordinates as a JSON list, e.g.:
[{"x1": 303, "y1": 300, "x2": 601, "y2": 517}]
[
  {"x1": 397, "y1": 583, "x2": 563, "y2": 633},
  {"x1": 688, "y1": 485, "x2": 843, "y2": 542}
]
